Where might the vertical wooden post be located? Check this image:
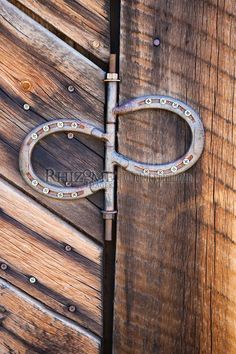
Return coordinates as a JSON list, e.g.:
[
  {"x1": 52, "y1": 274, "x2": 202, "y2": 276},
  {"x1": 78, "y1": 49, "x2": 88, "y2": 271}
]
[{"x1": 113, "y1": 1, "x2": 235, "y2": 353}]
